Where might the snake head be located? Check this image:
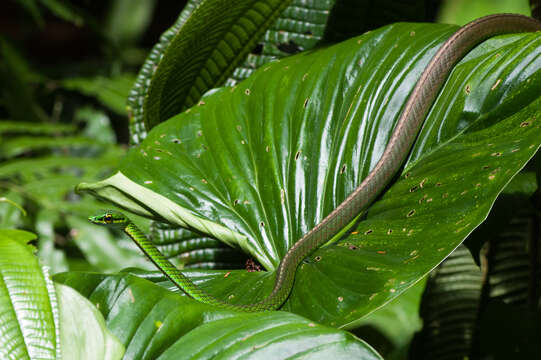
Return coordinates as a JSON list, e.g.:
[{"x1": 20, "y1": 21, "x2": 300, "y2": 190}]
[{"x1": 89, "y1": 211, "x2": 127, "y2": 226}]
